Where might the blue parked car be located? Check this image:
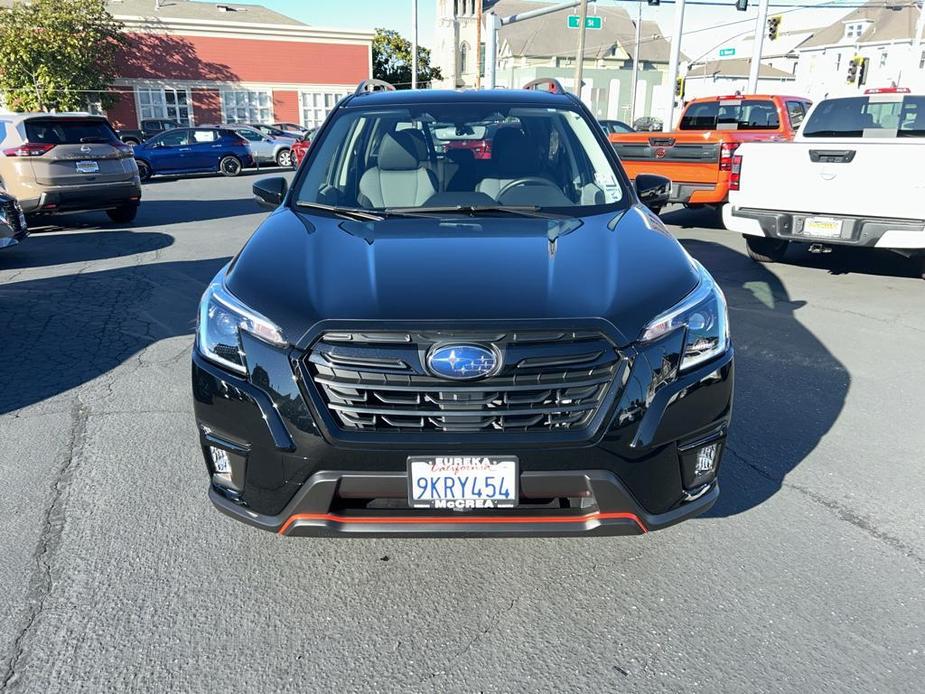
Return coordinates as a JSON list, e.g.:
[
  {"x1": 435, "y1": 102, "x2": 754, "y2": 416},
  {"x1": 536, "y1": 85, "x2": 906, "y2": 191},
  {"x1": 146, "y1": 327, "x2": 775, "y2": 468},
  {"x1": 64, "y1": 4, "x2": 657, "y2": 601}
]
[{"x1": 133, "y1": 127, "x2": 254, "y2": 181}]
